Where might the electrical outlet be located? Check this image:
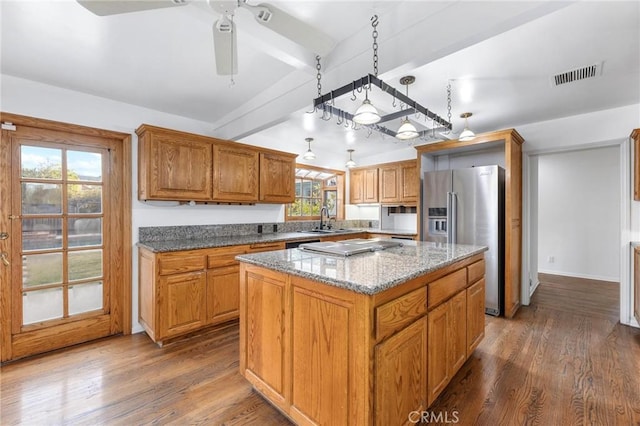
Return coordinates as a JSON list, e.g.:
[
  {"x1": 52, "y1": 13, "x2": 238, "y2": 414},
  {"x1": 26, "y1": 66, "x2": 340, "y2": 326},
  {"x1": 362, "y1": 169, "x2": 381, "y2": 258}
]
[
  {"x1": 273, "y1": 224, "x2": 278, "y2": 233},
  {"x1": 547, "y1": 256, "x2": 554, "y2": 263},
  {"x1": 257, "y1": 225, "x2": 263, "y2": 234}
]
